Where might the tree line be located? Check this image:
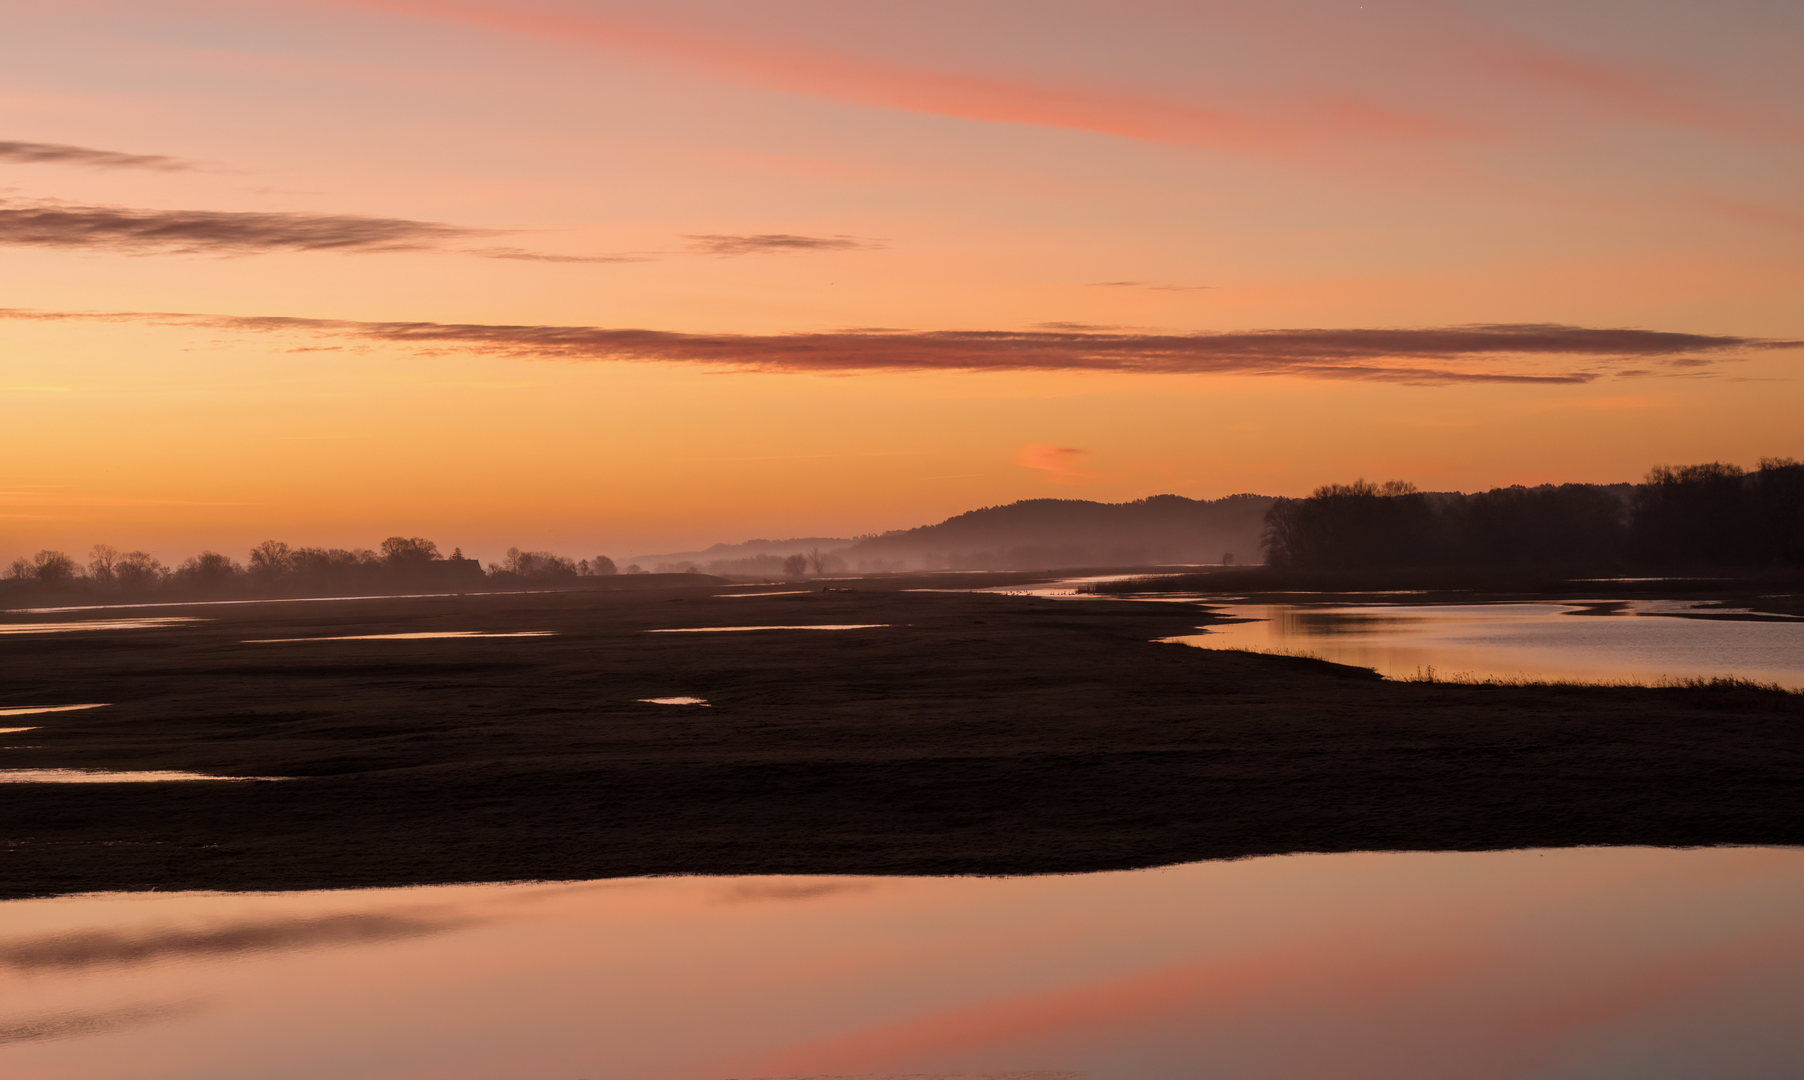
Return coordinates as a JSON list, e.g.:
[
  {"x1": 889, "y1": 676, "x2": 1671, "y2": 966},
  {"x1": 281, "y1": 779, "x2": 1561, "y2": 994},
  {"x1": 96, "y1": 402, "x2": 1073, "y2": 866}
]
[
  {"x1": 2, "y1": 537, "x2": 627, "y2": 598},
  {"x1": 1263, "y1": 459, "x2": 1804, "y2": 573}
]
